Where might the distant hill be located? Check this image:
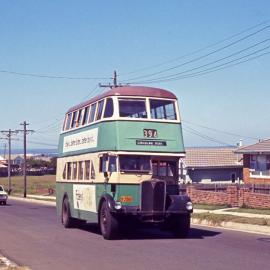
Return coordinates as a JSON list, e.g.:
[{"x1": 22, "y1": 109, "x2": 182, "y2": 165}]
[{"x1": 1, "y1": 148, "x2": 58, "y2": 157}]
